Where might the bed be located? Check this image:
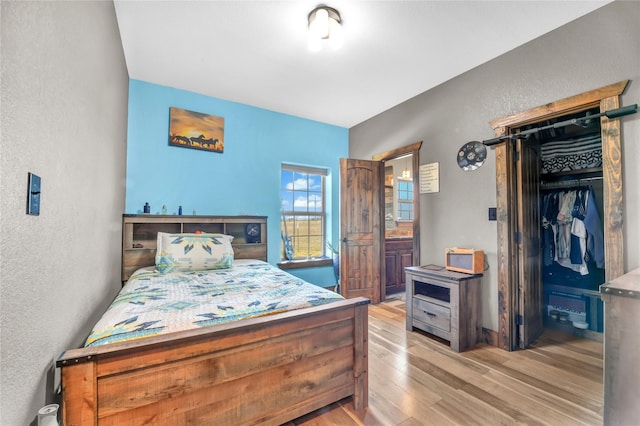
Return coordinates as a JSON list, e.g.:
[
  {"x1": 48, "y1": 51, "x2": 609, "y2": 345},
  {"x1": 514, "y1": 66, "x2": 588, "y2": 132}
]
[{"x1": 57, "y1": 215, "x2": 369, "y2": 425}]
